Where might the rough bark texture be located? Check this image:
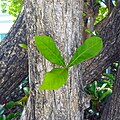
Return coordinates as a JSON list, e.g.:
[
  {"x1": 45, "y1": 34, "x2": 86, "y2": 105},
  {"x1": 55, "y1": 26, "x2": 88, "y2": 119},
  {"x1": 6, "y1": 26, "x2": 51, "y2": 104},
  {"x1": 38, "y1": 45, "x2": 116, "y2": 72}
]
[
  {"x1": 82, "y1": 4, "x2": 120, "y2": 85},
  {"x1": 100, "y1": 3, "x2": 120, "y2": 119},
  {"x1": 20, "y1": 0, "x2": 91, "y2": 120},
  {"x1": 0, "y1": 10, "x2": 28, "y2": 103},
  {"x1": 0, "y1": 0, "x2": 119, "y2": 104},
  {"x1": 100, "y1": 64, "x2": 120, "y2": 120},
  {"x1": 0, "y1": 1, "x2": 120, "y2": 119}
]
